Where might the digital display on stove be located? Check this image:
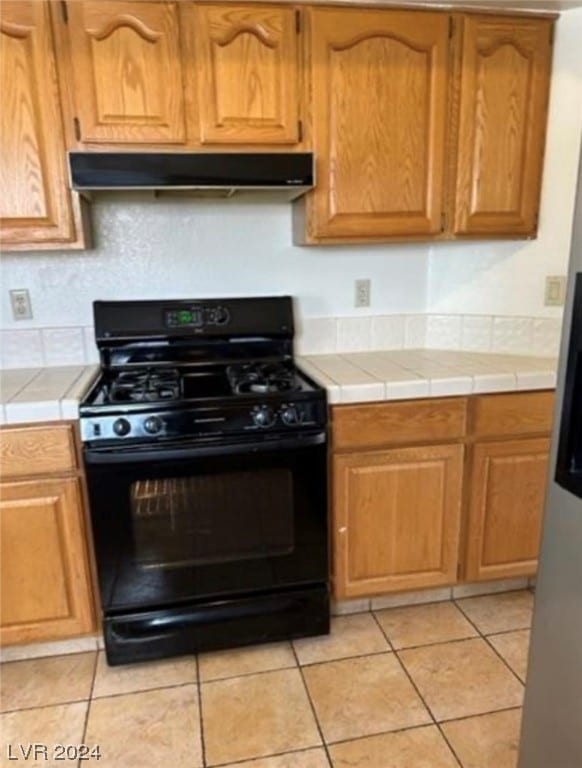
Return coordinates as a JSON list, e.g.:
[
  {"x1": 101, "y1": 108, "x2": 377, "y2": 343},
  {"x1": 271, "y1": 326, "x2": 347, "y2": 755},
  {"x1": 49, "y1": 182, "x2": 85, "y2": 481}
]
[{"x1": 165, "y1": 308, "x2": 203, "y2": 328}]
